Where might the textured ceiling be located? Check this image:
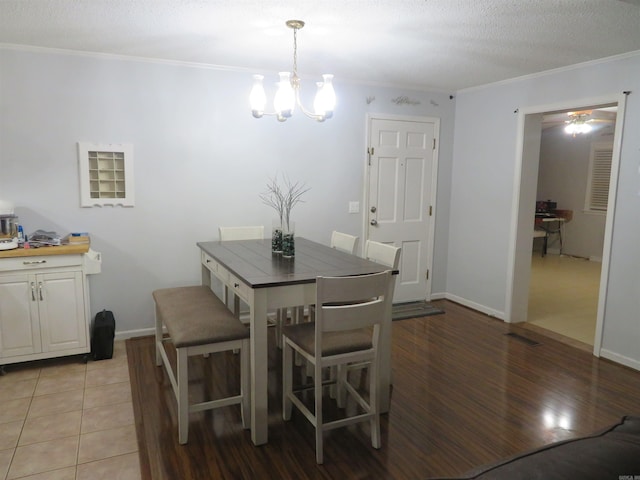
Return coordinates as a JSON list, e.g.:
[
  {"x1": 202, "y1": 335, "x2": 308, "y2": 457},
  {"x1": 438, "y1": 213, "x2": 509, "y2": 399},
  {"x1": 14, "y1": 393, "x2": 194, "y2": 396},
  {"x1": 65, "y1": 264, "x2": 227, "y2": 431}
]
[{"x1": 1, "y1": 0, "x2": 640, "y2": 91}]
